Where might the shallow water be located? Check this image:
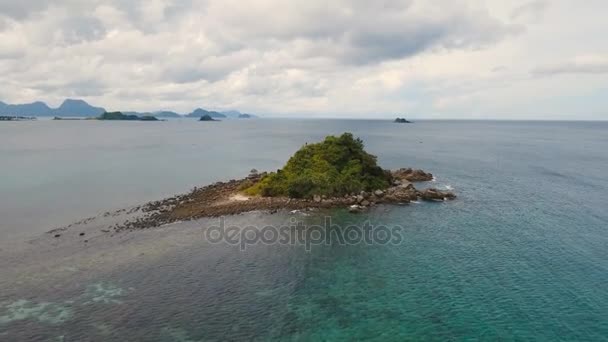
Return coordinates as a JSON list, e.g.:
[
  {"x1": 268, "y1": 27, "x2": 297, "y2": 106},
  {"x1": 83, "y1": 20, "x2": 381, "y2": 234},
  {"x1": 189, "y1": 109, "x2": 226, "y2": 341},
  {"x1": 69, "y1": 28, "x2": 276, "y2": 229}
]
[{"x1": 1, "y1": 119, "x2": 608, "y2": 340}]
